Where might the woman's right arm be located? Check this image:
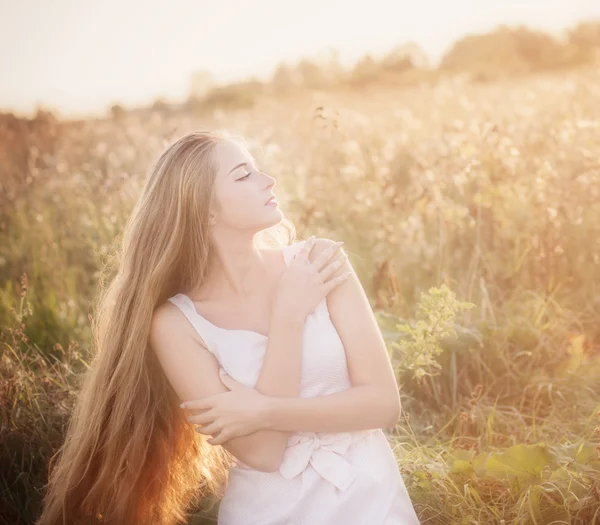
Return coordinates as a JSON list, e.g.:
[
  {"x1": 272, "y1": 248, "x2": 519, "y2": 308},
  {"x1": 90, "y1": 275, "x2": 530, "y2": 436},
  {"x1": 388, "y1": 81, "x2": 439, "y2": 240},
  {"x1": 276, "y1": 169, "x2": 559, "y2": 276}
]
[
  {"x1": 150, "y1": 304, "x2": 299, "y2": 472},
  {"x1": 243, "y1": 238, "x2": 347, "y2": 469}
]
